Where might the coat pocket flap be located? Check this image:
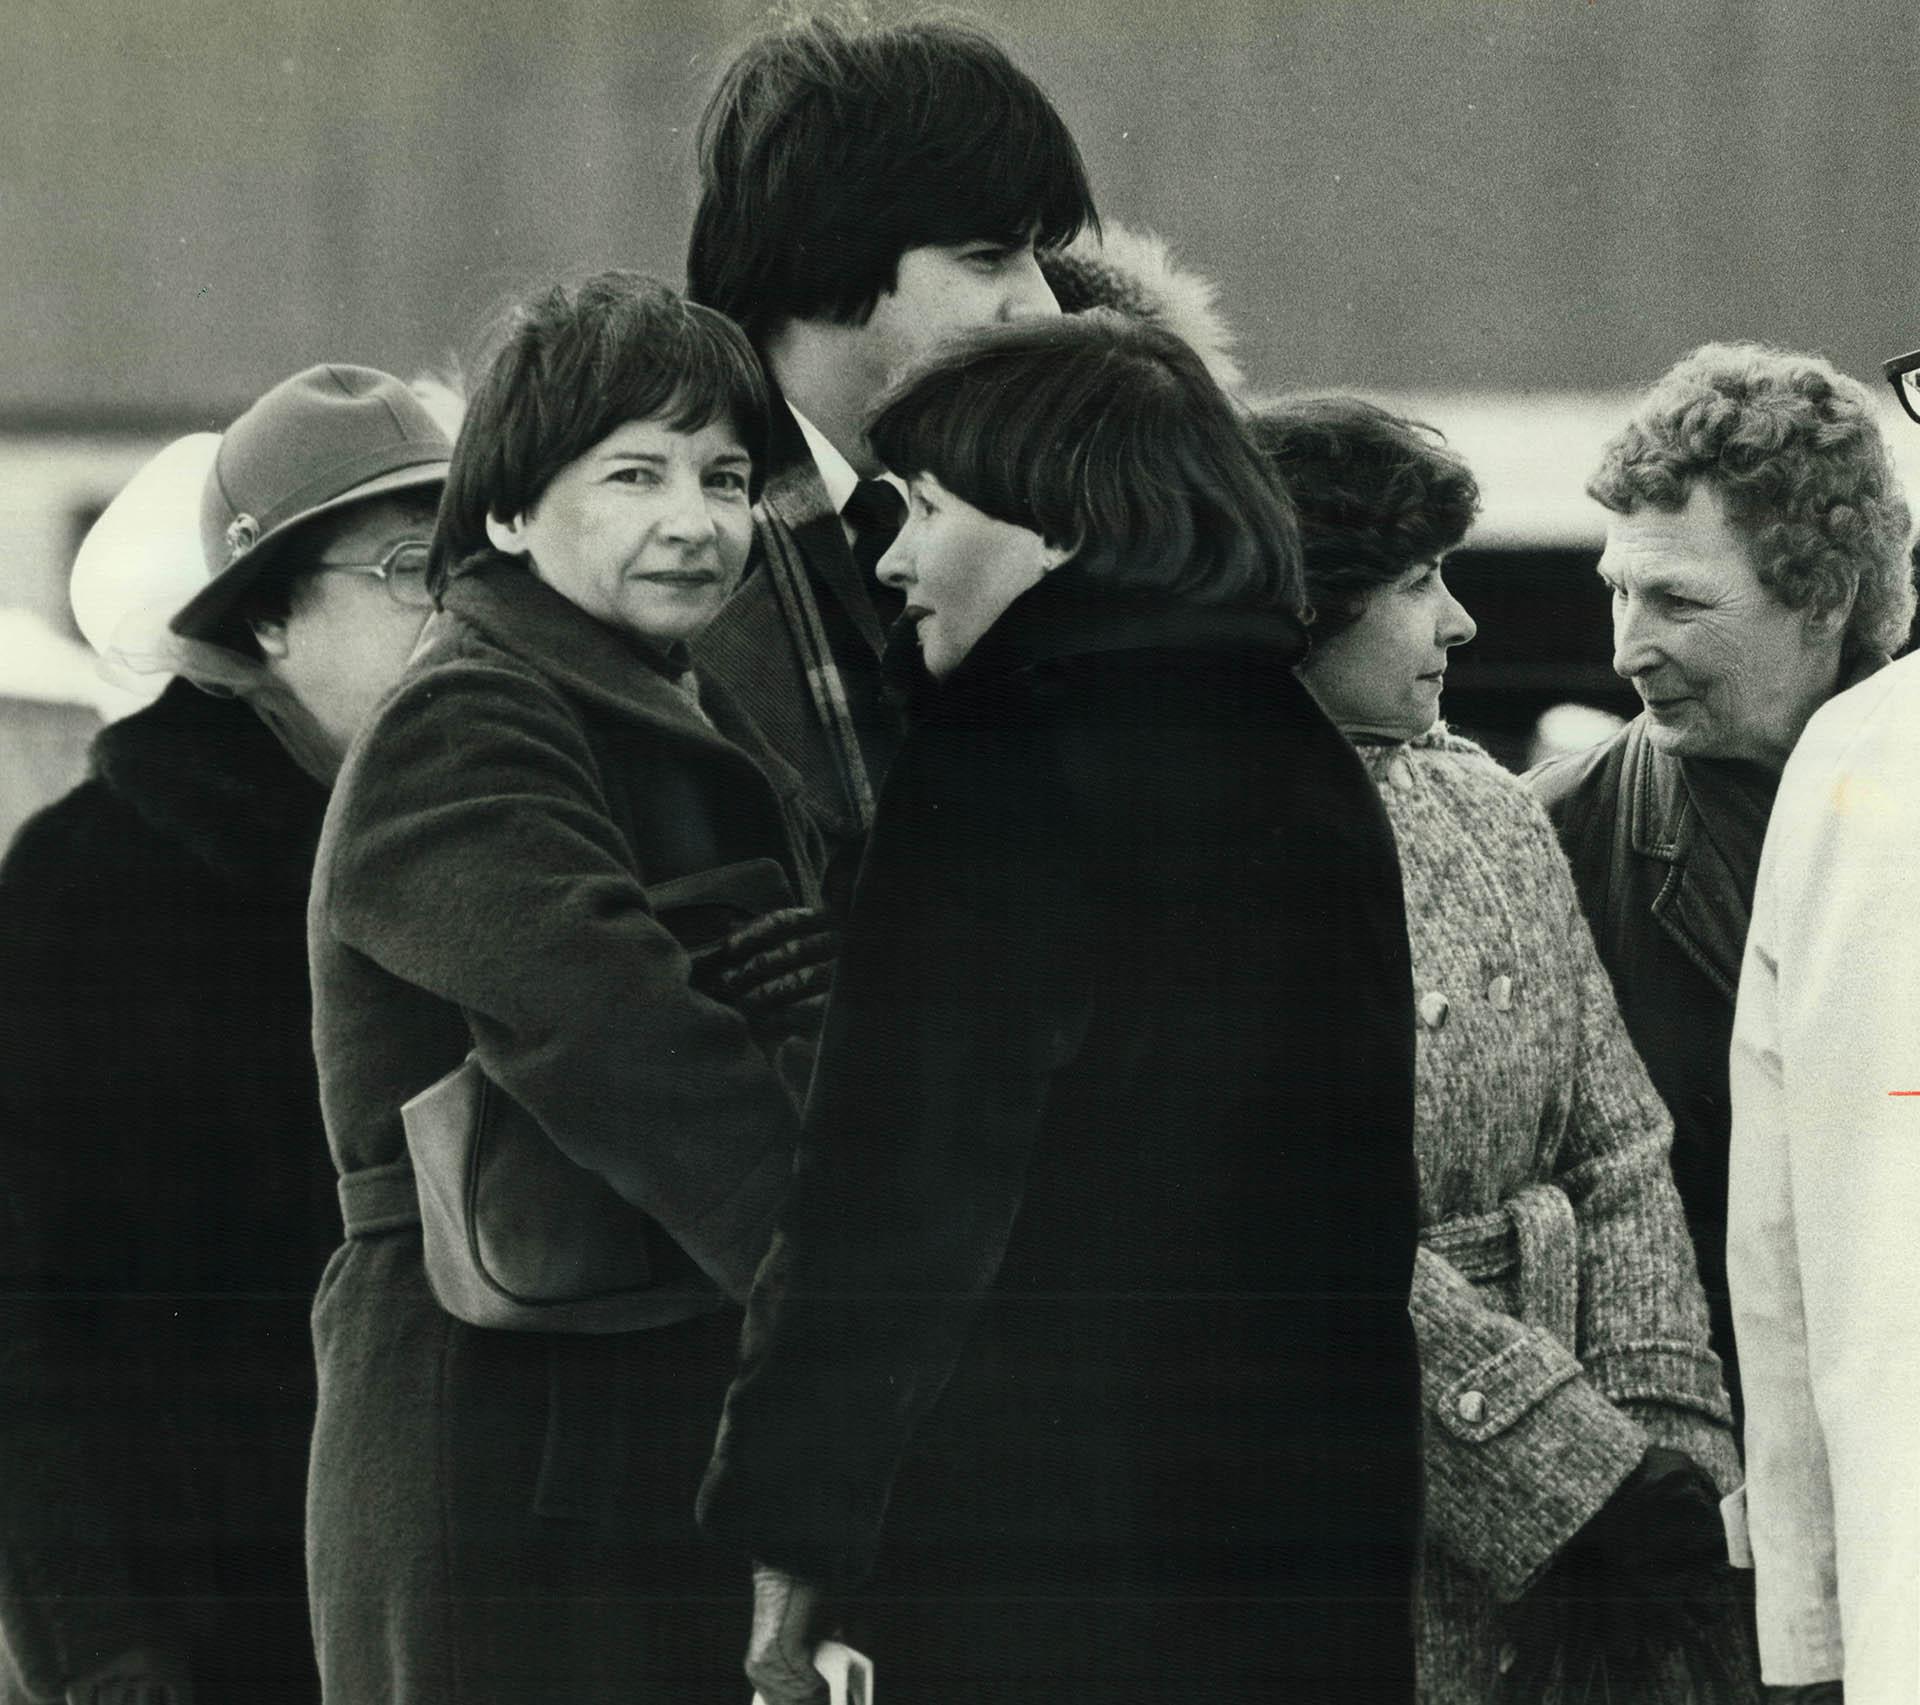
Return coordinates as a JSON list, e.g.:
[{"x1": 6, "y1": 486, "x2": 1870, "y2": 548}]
[{"x1": 1436, "y1": 1332, "x2": 1584, "y2": 1443}]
